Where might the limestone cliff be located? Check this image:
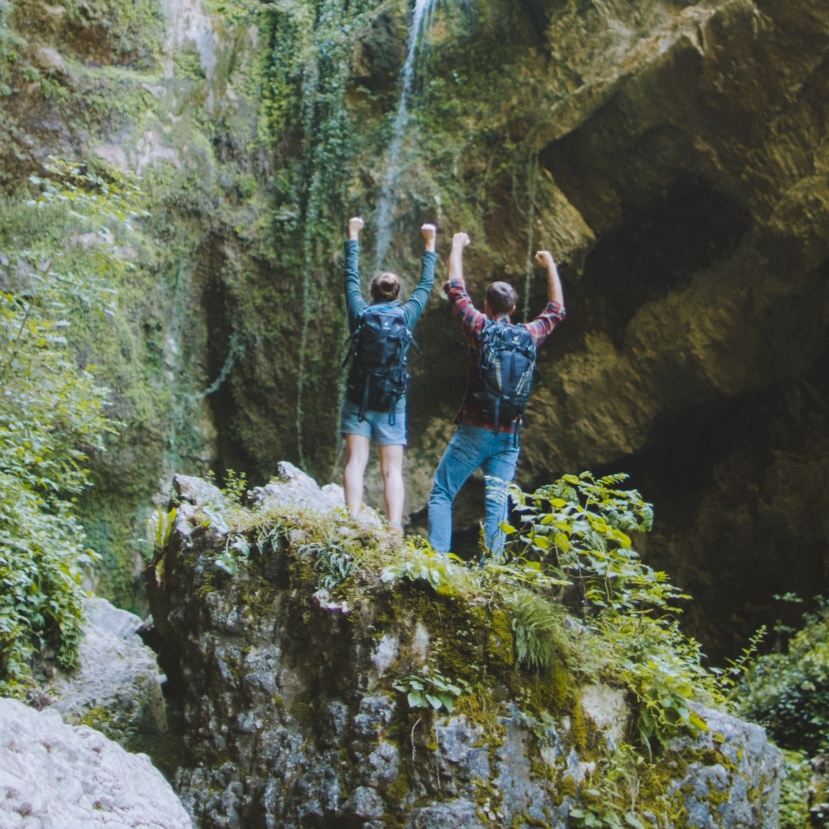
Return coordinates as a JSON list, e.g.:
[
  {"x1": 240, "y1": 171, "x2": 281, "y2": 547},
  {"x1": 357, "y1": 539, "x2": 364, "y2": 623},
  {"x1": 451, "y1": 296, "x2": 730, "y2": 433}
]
[
  {"x1": 0, "y1": 697, "x2": 192, "y2": 829},
  {"x1": 2, "y1": 0, "x2": 827, "y2": 658}
]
